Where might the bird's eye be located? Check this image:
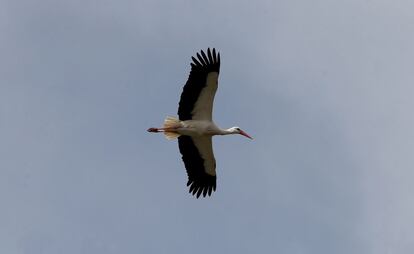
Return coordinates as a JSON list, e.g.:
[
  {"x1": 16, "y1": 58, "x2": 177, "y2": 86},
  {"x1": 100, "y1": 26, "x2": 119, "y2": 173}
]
[{"x1": 236, "y1": 128, "x2": 240, "y2": 131}]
